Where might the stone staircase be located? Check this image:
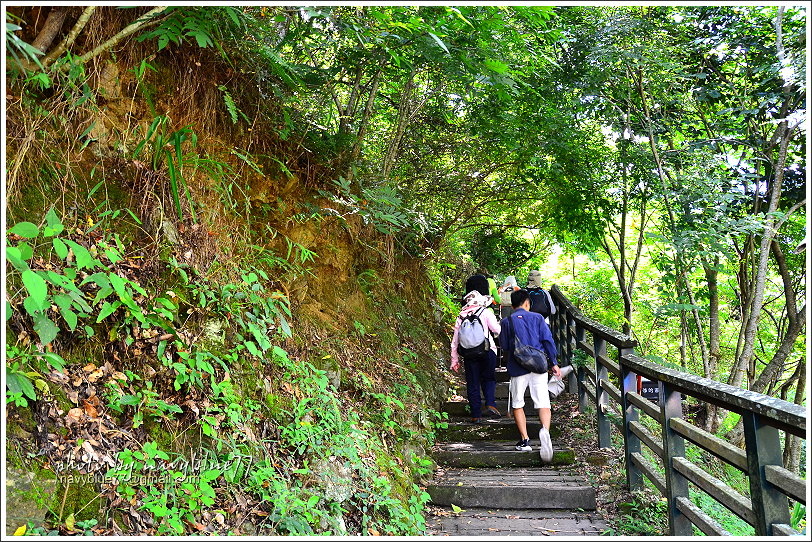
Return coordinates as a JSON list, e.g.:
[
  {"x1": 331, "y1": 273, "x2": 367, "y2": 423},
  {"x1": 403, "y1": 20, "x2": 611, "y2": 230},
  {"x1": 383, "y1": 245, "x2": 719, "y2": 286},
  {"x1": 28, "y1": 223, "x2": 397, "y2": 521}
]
[{"x1": 425, "y1": 370, "x2": 609, "y2": 536}]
